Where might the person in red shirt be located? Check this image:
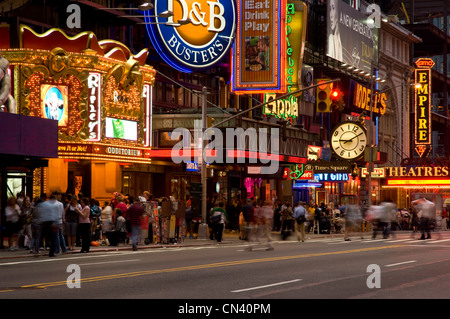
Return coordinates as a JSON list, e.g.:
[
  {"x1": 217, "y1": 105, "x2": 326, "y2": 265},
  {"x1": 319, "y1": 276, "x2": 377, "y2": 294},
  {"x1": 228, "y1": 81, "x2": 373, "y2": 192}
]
[
  {"x1": 127, "y1": 197, "x2": 145, "y2": 251},
  {"x1": 114, "y1": 195, "x2": 128, "y2": 220}
]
